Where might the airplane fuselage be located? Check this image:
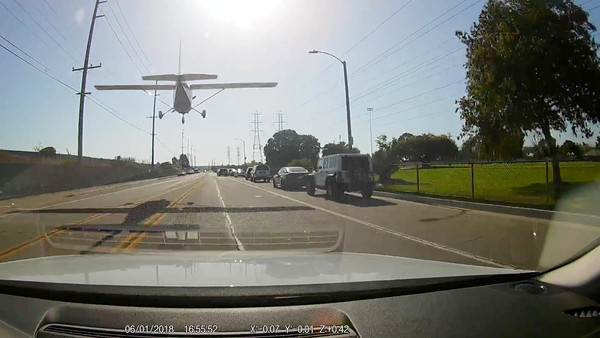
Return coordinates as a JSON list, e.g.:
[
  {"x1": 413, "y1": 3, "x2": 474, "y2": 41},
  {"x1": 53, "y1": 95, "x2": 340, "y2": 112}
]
[{"x1": 174, "y1": 81, "x2": 193, "y2": 114}]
